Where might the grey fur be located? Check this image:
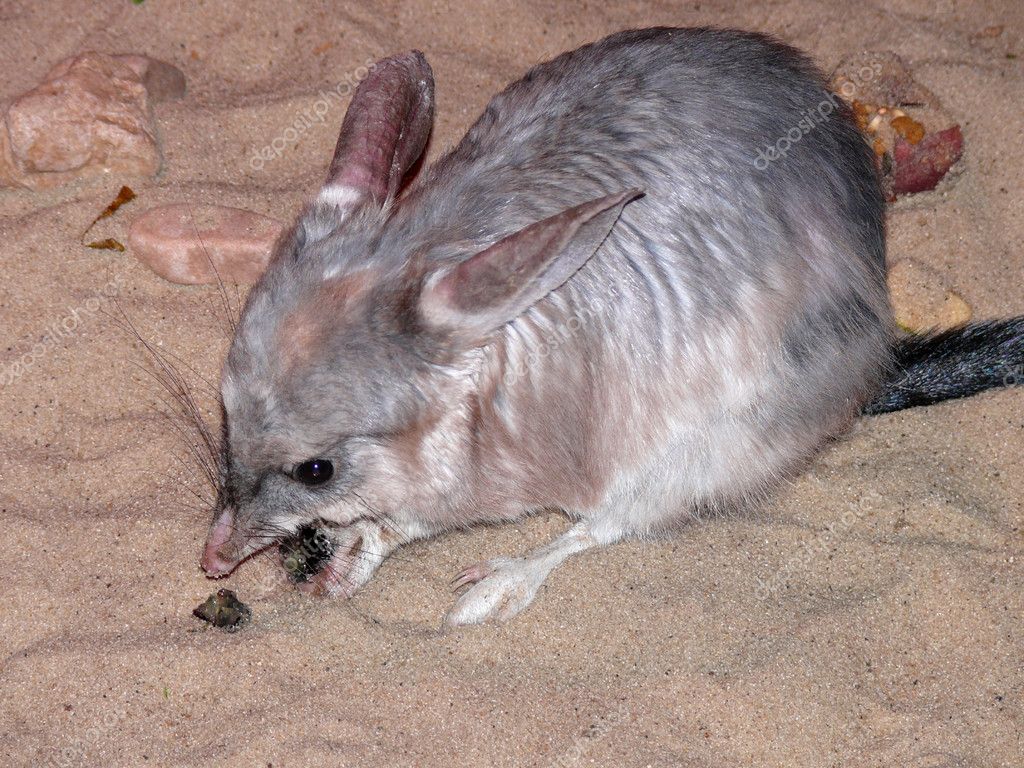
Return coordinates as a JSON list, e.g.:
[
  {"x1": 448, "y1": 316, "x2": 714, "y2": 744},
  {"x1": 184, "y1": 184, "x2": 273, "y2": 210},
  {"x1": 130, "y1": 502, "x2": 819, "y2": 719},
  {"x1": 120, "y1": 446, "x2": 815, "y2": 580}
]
[{"x1": 200, "y1": 27, "x2": 954, "y2": 622}]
